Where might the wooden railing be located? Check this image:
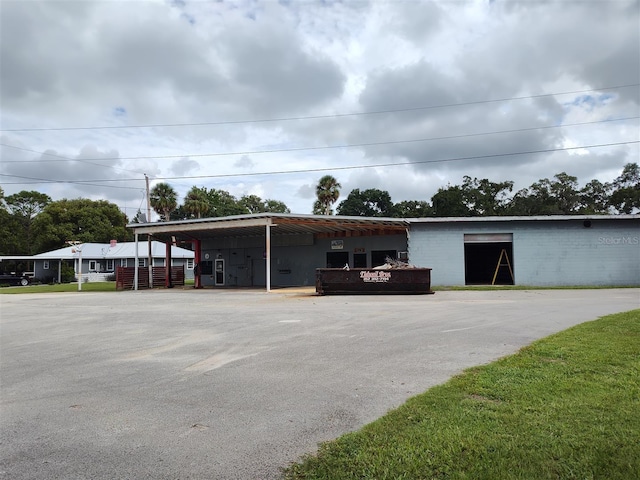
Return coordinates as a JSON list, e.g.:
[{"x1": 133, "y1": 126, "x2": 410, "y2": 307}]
[{"x1": 116, "y1": 266, "x2": 185, "y2": 291}]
